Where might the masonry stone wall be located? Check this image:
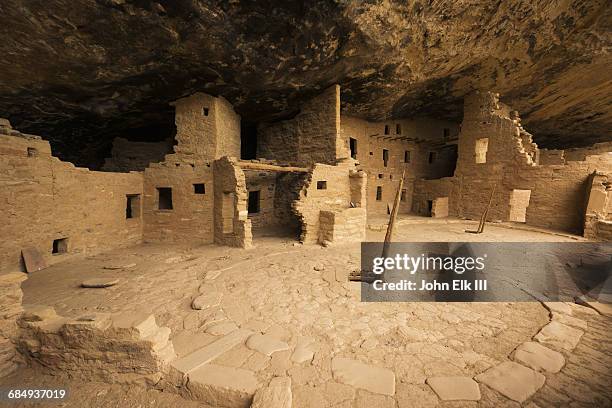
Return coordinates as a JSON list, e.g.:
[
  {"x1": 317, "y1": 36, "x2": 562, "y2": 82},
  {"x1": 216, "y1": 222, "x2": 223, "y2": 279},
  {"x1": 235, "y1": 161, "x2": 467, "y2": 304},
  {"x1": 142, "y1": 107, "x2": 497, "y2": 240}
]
[
  {"x1": 102, "y1": 137, "x2": 173, "y2": 172},
  {"x1": 213, "y1": 157, "x2": 252, "y2": 248},
  {"x1": 18, "y1": 307, "x2": 175, "y2": 384},
  {"x1": 171, "y1": 93, "x2": 240, "y2": 160},
  {"x1": 319, "y1": 208, "x2": 367, "y2": 244},
  {"x1": 412, "y1": 178, "x2": 454, "y2": 216},
  {"x1": 340, "y1": 115, "x2": 459, "y2": 215},
  {"x1": 143, "y1": 157, "x2": 214, "y2": 244},
  {"x1": 244, "y1": 170, "x2": 304, "y2": 234},
  {"x1": 584, "y1": 172, "x2": 612, "y2": 240},
  {"x1": 293, "y1": 160, "x2": 361, "y2": 244},
  {"x1": 258, "y1": 85, "x2": 345, "y2": 166},
  {"x1": 414, "y1": 91, "x2": 612, "y2": 235},
  {"x1": 0, "y1": 130, "x2": 144, "y2": 273},
  {"x1": 0, "y1": 272, "x2": 27, "y2": 378}
]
